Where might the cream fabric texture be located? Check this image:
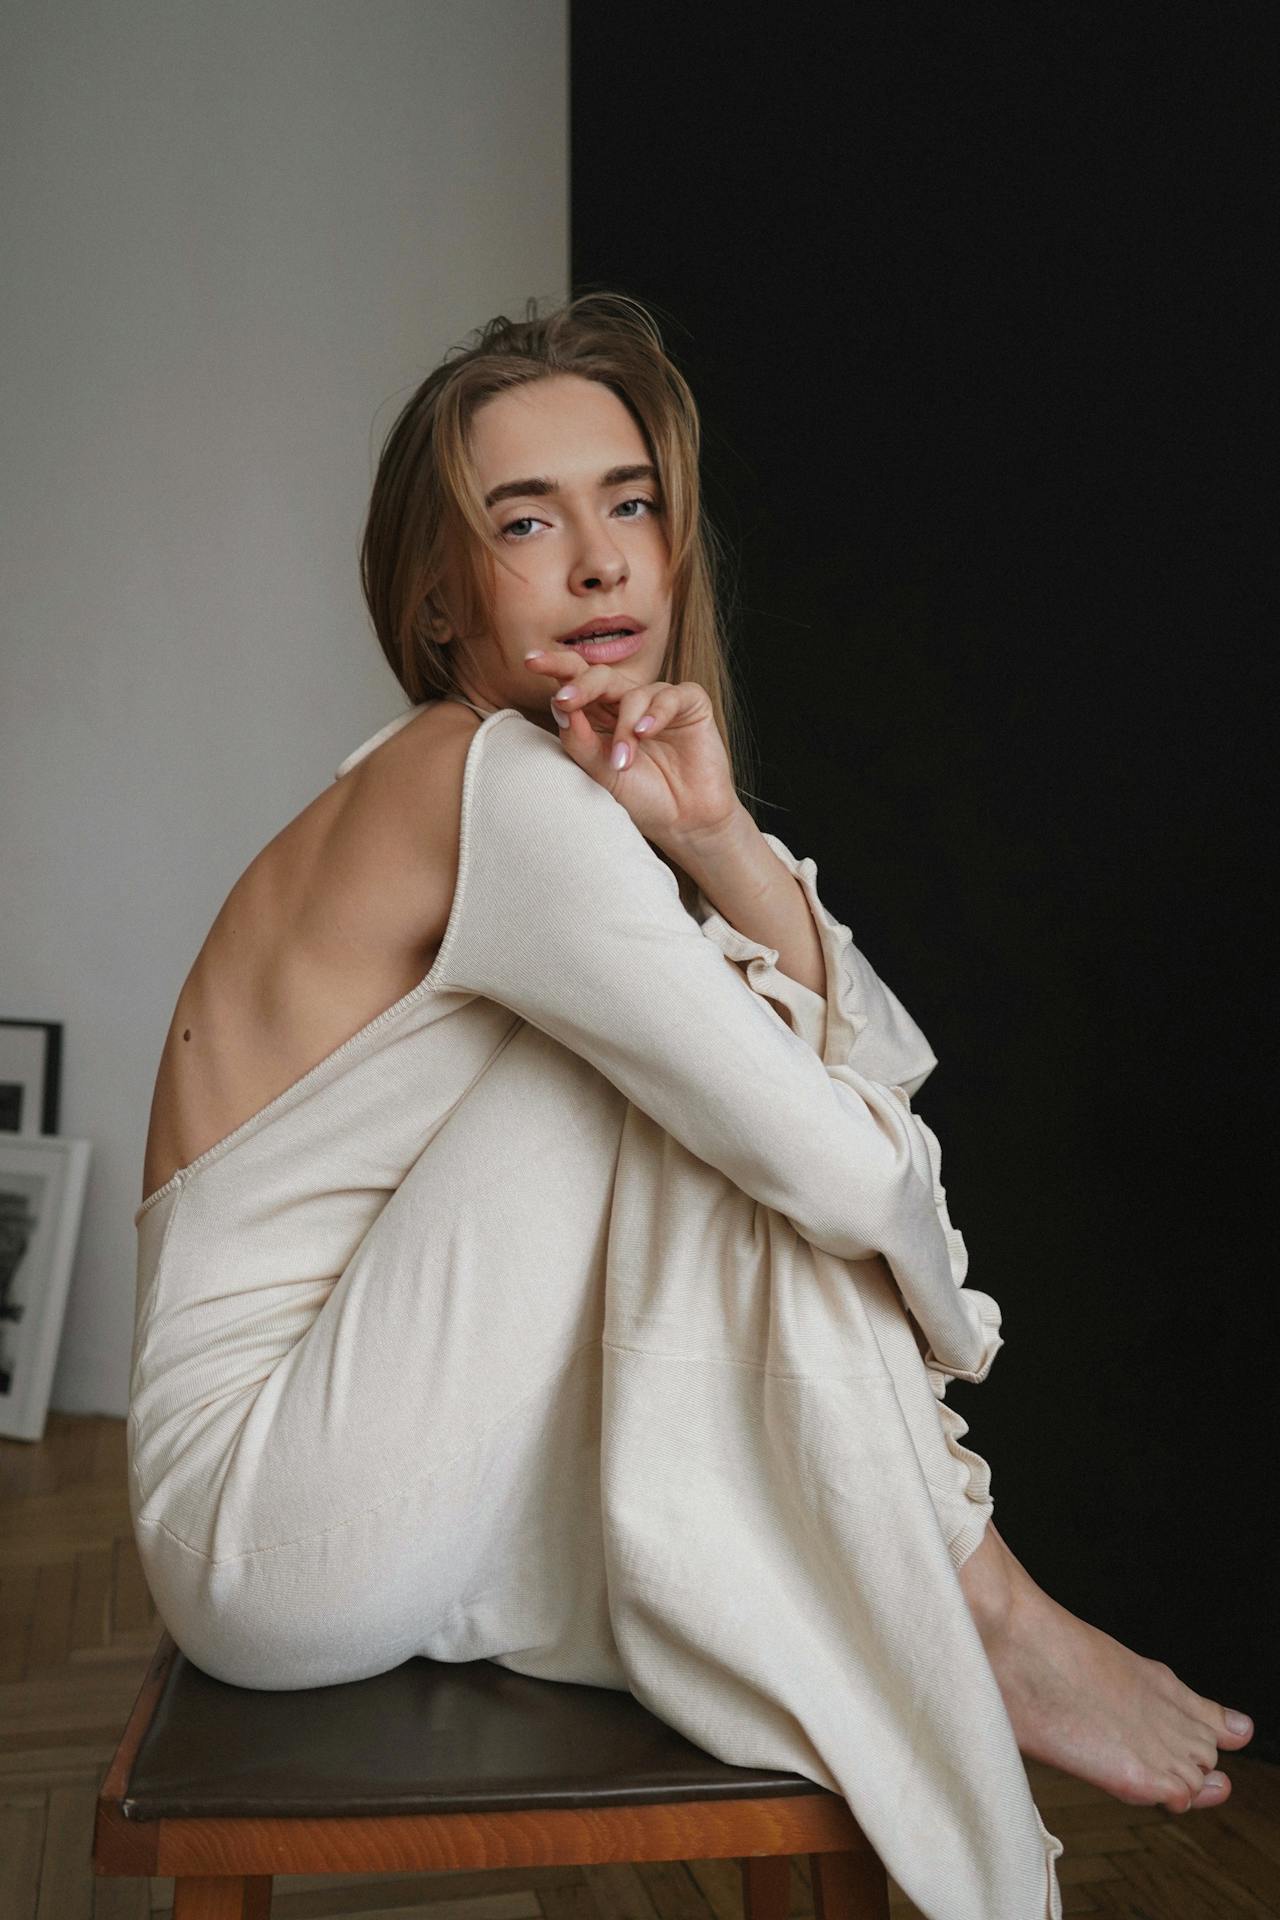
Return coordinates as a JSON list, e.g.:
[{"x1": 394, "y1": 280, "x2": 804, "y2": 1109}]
[{"x1": 129, "y1": 702, "x2": 1063, "y2": 1919}]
